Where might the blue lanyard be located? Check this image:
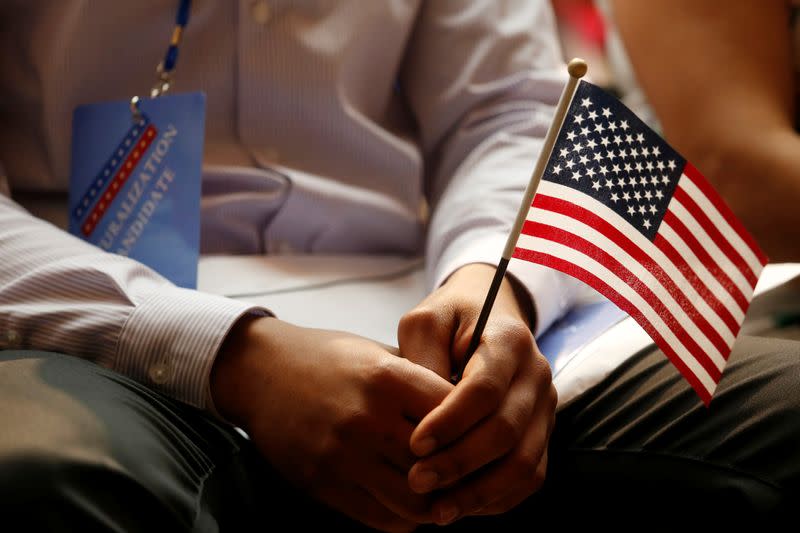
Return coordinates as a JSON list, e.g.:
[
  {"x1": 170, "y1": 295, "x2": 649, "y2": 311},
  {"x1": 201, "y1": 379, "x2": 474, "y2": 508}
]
[
  {"x1": 163, "y1": 0, "x2": 192, "y2": 74},
  {"x1": 152, "y1": 0, "x2": 193, "y2": 97},
  {"x1": 131, "y1": 0, "x2": 192, "y2": 120}
]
